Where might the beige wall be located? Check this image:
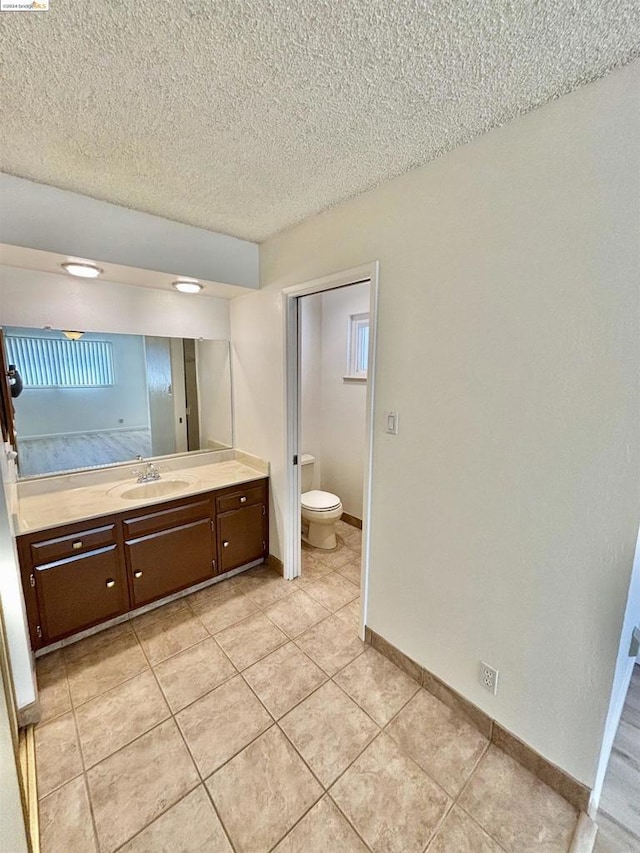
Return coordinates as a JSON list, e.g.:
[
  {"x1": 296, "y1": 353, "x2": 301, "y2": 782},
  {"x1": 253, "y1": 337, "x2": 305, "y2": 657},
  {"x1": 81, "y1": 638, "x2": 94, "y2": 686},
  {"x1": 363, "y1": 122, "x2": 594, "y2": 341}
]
[{"x1": 231, "y1": 60, "x2": 640, "y2": 786}]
